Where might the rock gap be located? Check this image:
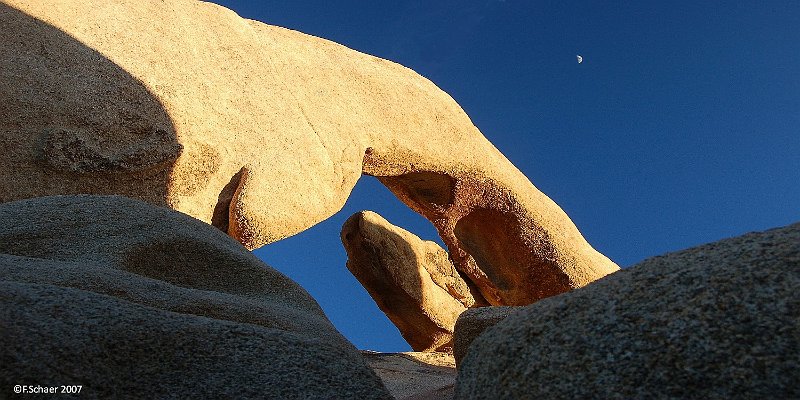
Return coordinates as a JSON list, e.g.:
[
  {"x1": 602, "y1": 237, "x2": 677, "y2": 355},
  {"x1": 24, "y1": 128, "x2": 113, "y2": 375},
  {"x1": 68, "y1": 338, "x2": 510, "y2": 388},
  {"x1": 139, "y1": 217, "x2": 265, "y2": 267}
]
[{"x1": 253, "y1": 175, "x2": 444, "y2": 352}]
